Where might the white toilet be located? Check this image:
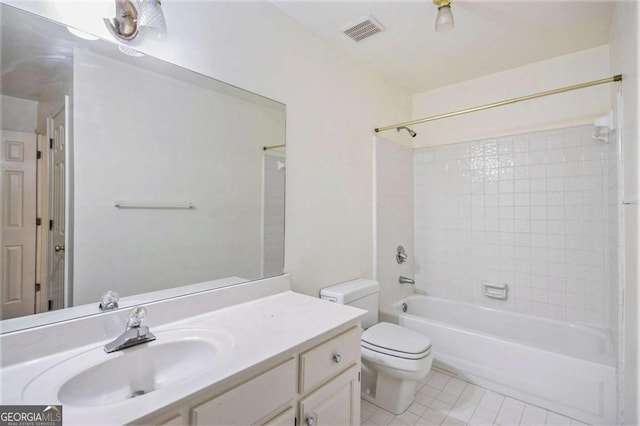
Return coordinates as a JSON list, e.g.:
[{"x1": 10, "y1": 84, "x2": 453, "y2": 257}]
[{"x1": 320, "y1": 279, "x2": 433, "y2": 414}]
